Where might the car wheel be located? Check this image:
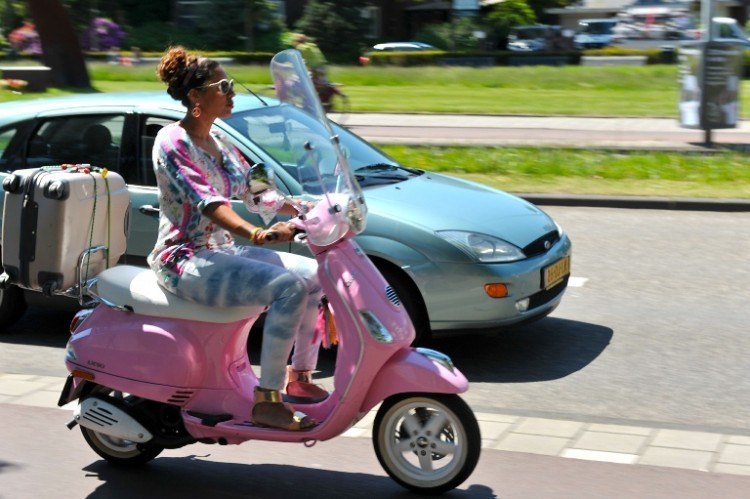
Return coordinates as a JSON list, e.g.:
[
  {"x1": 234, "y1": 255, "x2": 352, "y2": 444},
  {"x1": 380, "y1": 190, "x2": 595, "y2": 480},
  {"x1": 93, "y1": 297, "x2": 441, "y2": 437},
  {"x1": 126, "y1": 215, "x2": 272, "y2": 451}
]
[
  {"x1": 377, "y1": 263, "x2": 430, "y2": 344},
  {"x1": 0, "y1": 284, "x2": 27, "y2": 331}
]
